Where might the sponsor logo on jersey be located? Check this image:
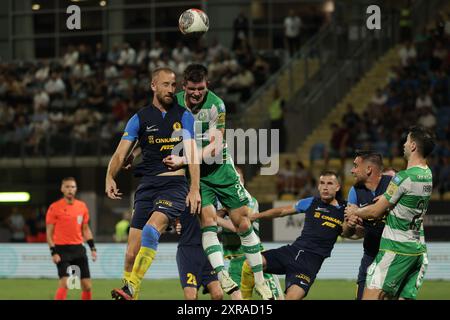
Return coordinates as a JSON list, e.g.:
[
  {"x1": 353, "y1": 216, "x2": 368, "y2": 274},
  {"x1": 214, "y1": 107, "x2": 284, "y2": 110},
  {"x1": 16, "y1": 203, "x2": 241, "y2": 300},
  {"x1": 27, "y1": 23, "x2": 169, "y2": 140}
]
[
  {"x1": 386, "y1": 183, "x2": 398, "y2": 197},
  {"x1": 295, "y1": 274, "x2": 311, "y2": 283},
  {"x1": 197, "y1": 110, "x2": 208, "y2": 121},
  {"x1": 173, "y1": 122, "x2": 182, "y2": 131},
  {"x1": 148, "y1": 135, "x2": 154, "y2": 144},
  {"x1": 156, "y1": 199, "x2": 173, "y2": 207},
  {"x1": 146, "y1": 125, "x2": 159, "y2": 132}
]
